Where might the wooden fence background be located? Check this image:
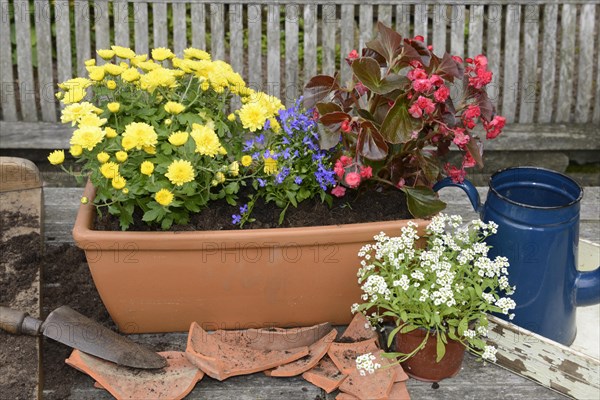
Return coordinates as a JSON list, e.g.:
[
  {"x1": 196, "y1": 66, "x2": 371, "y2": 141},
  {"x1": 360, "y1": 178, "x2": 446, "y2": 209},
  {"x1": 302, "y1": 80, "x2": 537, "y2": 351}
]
[{"x1": 1, "y1": 0, "x2": 599, "y2": 127}]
